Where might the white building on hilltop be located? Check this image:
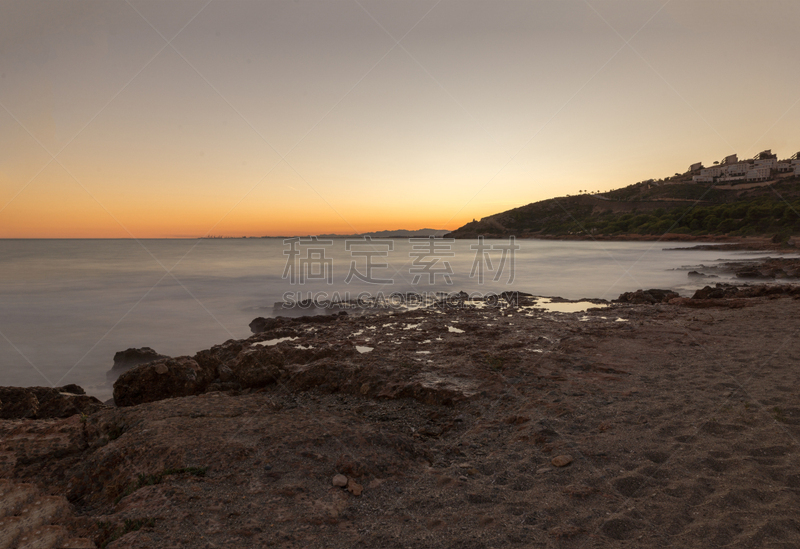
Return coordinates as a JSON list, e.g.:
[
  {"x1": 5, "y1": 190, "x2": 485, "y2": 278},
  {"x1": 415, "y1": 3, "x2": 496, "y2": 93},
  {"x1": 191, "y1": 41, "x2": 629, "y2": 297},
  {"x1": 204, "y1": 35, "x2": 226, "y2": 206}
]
[
  {"x1": 725, "y1": 163, "x2": 749, "y2": 176},
  {"x1": 754, "y1": 158, "x2": 777, "y2": 169},
  {"x1": 700, "y1": 167, "x2": 724, "y2": 178},
  {"x1": 746, "y1": 167, "x2": 771, "y2": 182},
  {"x1": 722, "y1": 153, "x2": 738, "y2": 165}
]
